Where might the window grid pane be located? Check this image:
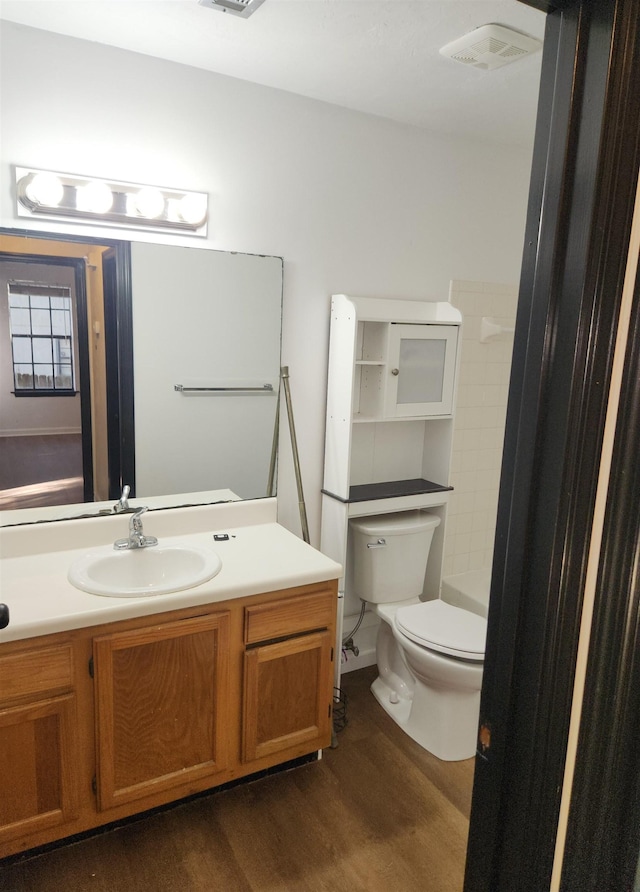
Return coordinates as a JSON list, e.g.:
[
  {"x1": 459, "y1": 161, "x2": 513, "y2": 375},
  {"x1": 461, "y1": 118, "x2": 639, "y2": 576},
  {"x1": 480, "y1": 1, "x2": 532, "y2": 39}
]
[{"x1": 7, "y1": 285, "x2": 75, "y2": 393}]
